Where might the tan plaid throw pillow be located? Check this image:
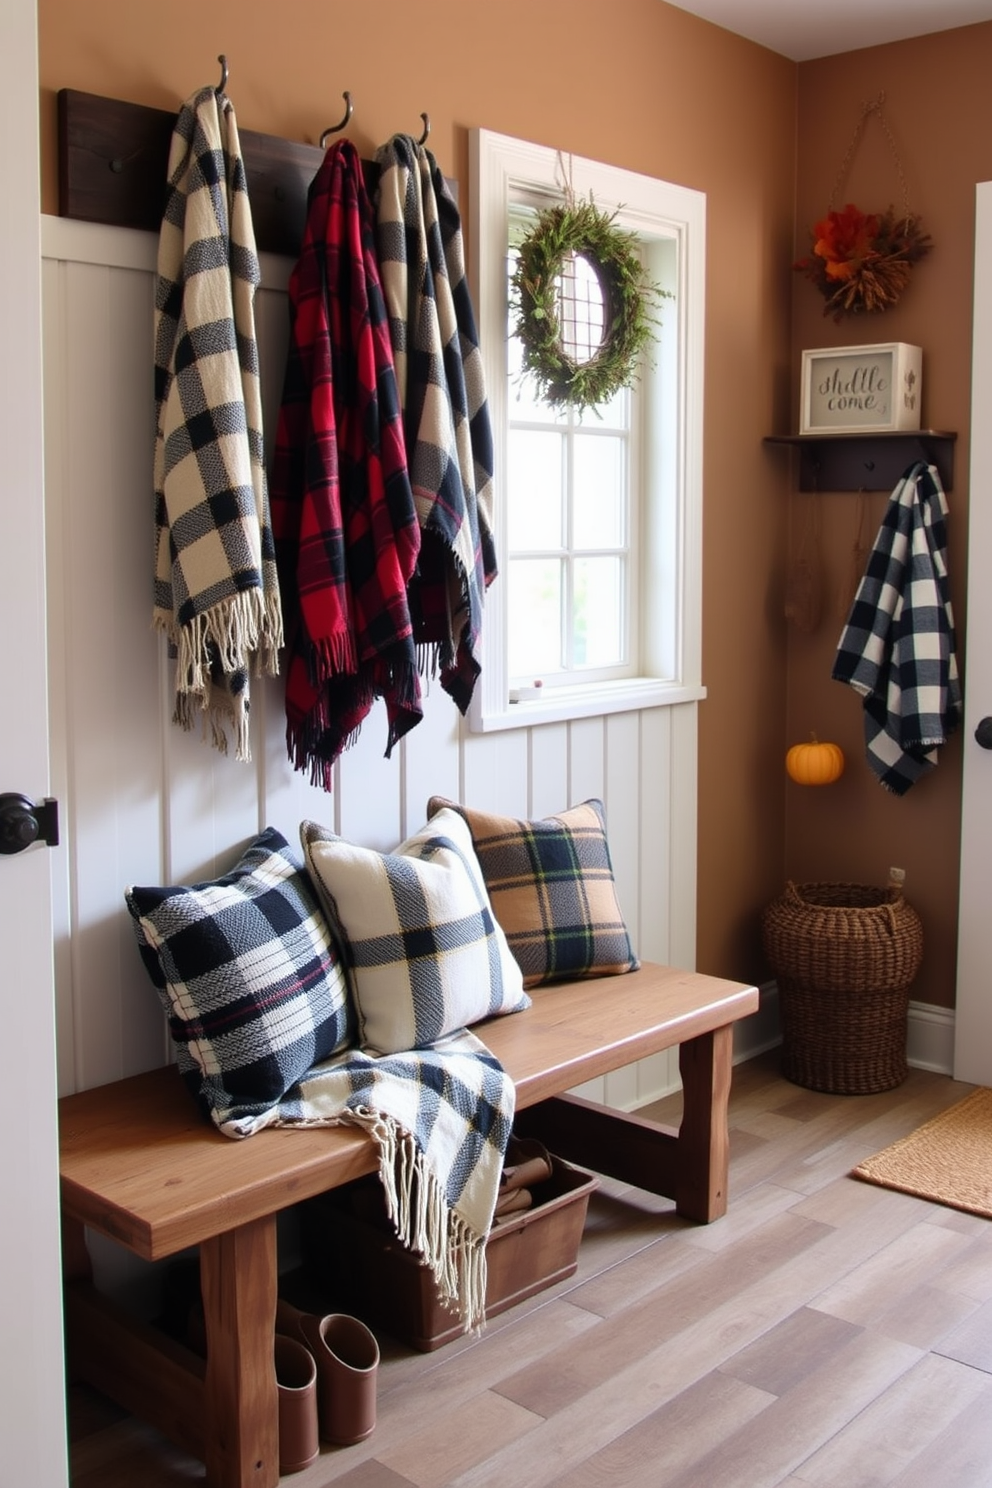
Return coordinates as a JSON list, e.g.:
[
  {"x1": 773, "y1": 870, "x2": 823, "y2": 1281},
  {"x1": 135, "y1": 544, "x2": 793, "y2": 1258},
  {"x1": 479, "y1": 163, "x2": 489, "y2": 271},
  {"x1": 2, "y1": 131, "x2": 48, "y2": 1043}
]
[{"x1": 426, "y1": 798, "x2": 638, "y2": 989}]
